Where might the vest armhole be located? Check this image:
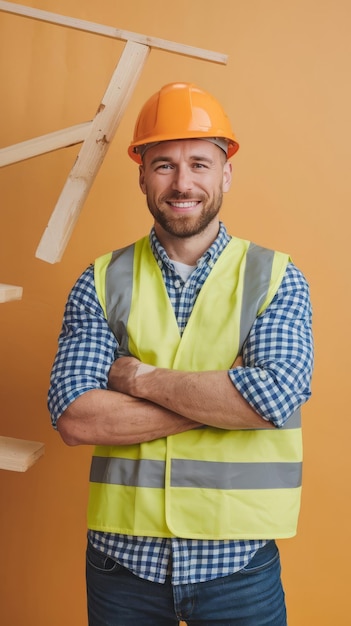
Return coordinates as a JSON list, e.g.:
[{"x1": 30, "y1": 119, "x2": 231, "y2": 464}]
[{"x1": 94, "y1": 252, "x2": 113, "y2": 319}]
